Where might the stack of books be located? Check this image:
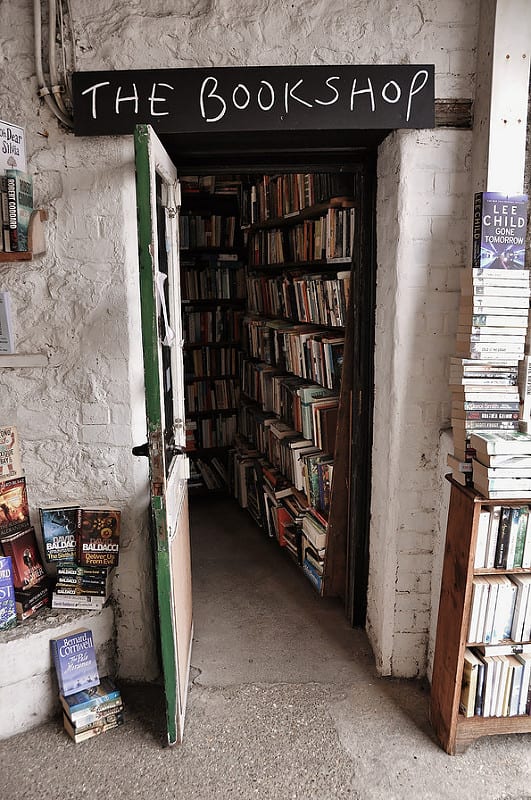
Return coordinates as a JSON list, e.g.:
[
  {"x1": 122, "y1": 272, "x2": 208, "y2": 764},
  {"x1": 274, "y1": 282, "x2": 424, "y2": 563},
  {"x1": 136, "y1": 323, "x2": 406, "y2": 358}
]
[
  {"x1": 448, "y1": 192, "x2": 530, "y2": 488},
  {"x1": 470, "y1": 431, "x2": 531, "y2": 500},
  {"x1": 50, "y1": 627, "x2": 124, "y2": 743},
  {"x1": 43, "y1": 506, "x2": 120, "y2": 610}
]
